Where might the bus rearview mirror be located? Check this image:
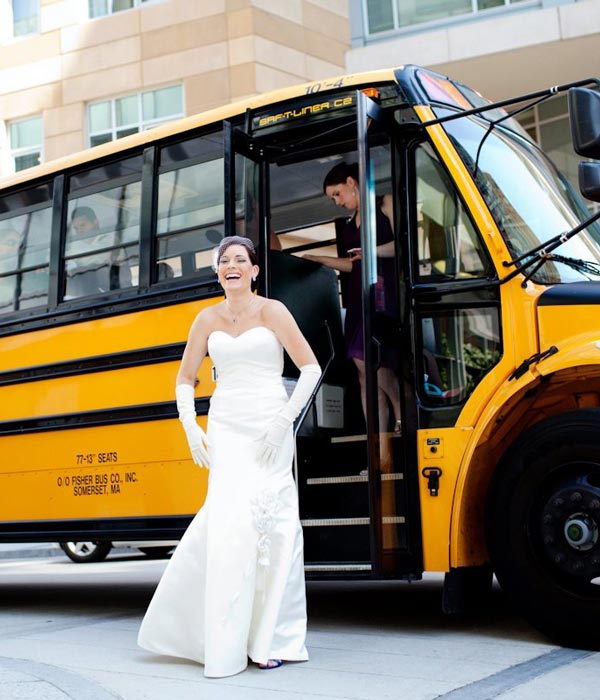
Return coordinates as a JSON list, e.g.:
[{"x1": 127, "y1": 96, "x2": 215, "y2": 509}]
[
  {"x1": 579, "y1": 161, "x2": 600, "y2": 202},
  {"x1": 569, "y1": 87, "x2": 600, "y2": 159}
]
